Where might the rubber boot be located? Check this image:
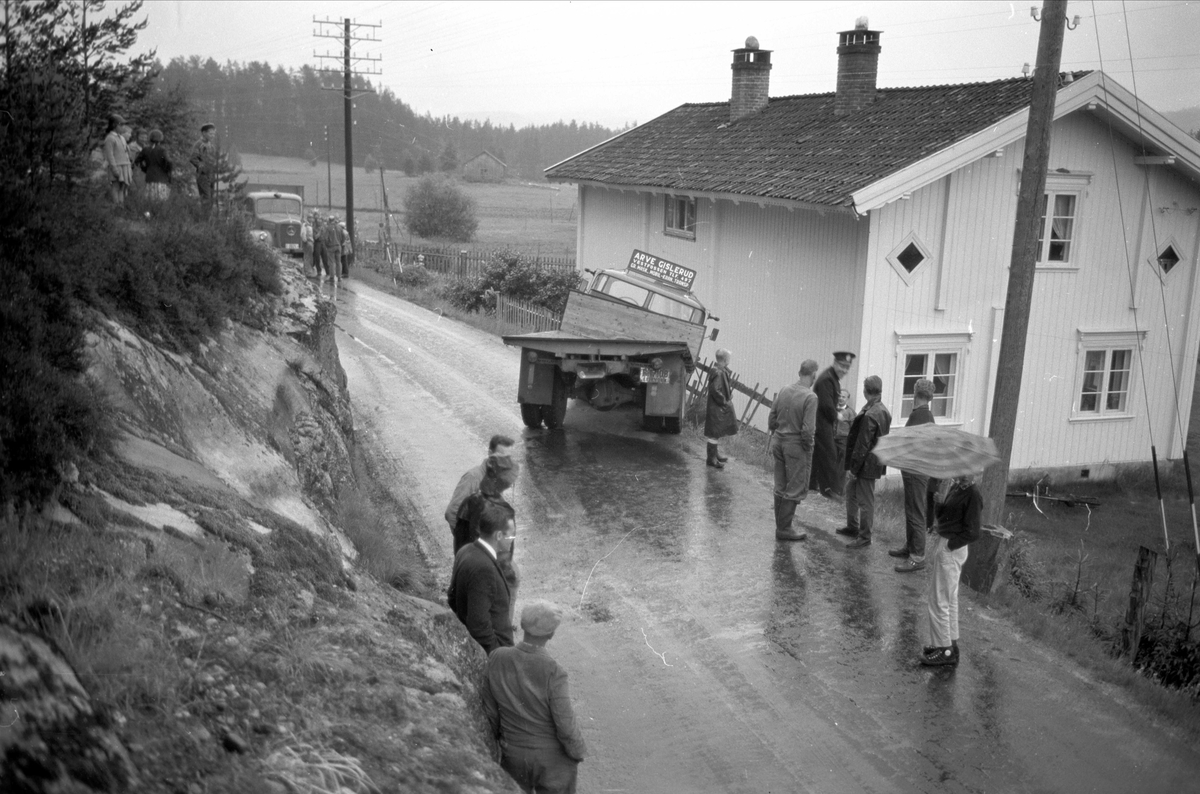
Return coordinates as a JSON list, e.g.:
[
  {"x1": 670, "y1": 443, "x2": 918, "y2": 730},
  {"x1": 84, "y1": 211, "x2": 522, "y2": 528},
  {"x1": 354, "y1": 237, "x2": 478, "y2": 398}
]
[
  {"x1": 716, "y1": 446, "x2": 729, "y2": 462},
  {"x1": 706, "y1": 443, "x2": 724, "y2": 469}
]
